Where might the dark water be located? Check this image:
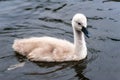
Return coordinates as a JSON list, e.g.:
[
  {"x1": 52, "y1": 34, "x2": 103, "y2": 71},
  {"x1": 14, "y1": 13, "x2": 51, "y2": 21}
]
[{"x1": 0, "y1": 0, "x2": 120, "y2": 80}]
